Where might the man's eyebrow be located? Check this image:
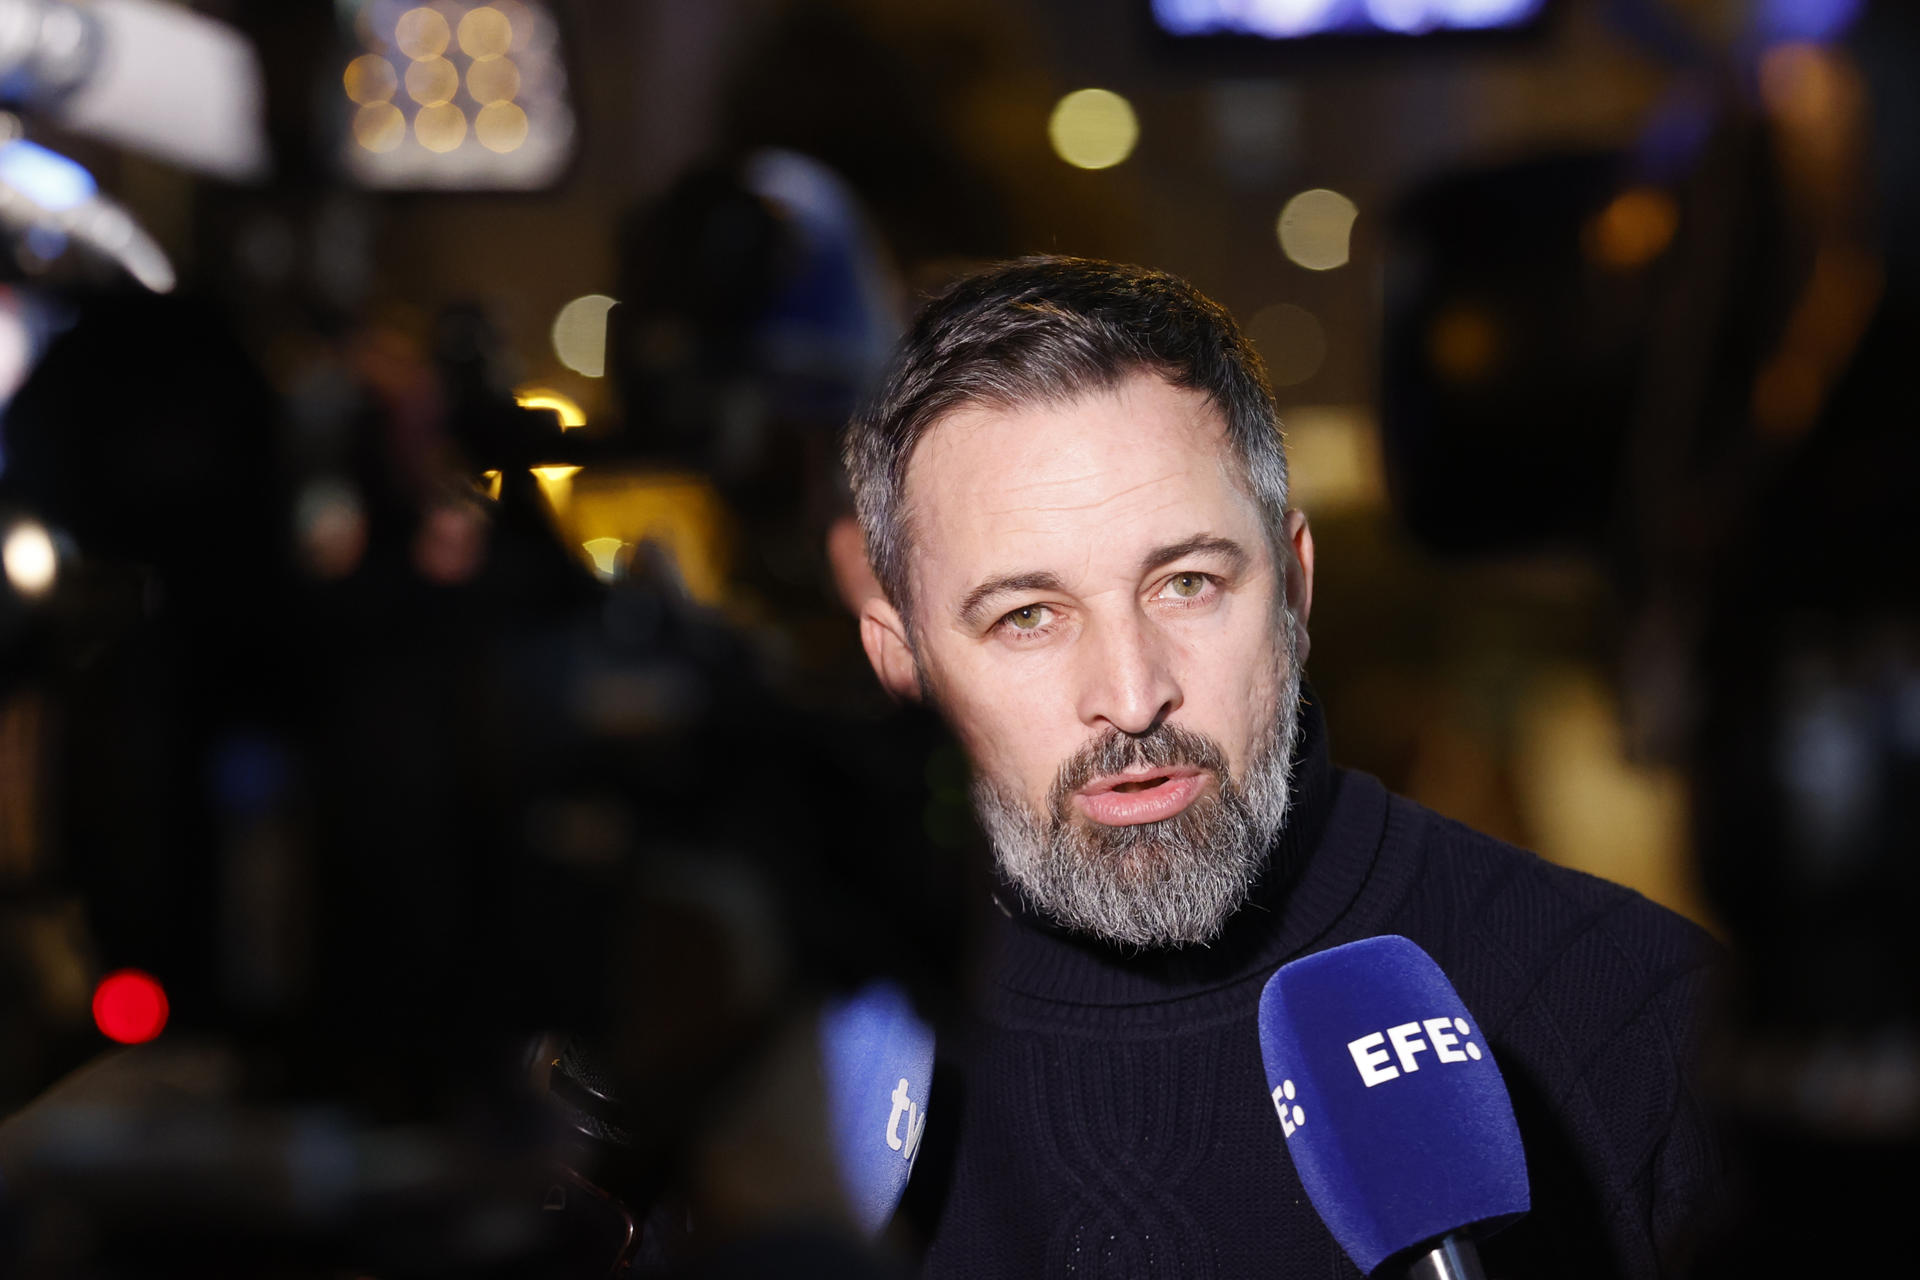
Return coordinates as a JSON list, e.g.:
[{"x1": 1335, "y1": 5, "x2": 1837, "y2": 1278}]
[
  {"x1": 957, "y1": 571, "x2": 1066, "y2": 630},
  {"x1": 1138, "y1": 534, "x2": 1250, "y2": 577}
]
